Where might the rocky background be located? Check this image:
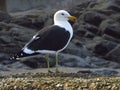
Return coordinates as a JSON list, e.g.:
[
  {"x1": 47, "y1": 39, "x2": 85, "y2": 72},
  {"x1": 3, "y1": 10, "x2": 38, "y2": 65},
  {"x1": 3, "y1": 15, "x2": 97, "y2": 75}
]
[{"x1": 0, "y1": 0, "x2": 120, "y2": 75}]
